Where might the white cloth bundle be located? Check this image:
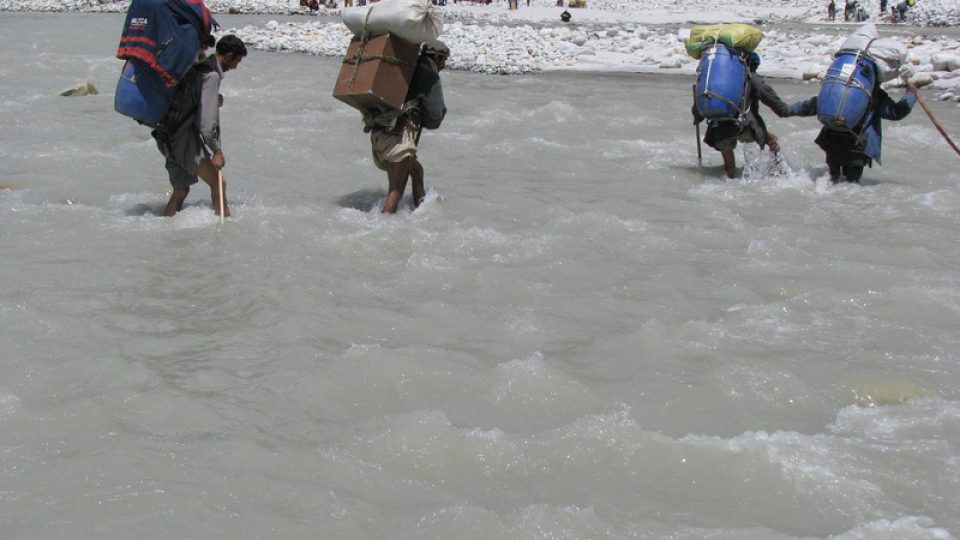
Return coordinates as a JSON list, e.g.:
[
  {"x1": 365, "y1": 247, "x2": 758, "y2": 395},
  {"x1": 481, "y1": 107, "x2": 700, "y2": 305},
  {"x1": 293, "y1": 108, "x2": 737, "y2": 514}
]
[
  {"x1": 868, "y1": 39, "x2": 908, "y2": 82},
  {"x1": 342, "y1": 0, "x2": 443, "y2": 44},
  {"x1": 839, "y1": 24, "x2": 907, "y2": 82}
]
